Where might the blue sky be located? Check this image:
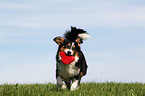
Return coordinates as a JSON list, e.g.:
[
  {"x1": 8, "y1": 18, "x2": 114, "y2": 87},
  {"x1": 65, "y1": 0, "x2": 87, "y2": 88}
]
[{"x1": 0, "y1": 0, "x2": 145, "y2": 84}]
